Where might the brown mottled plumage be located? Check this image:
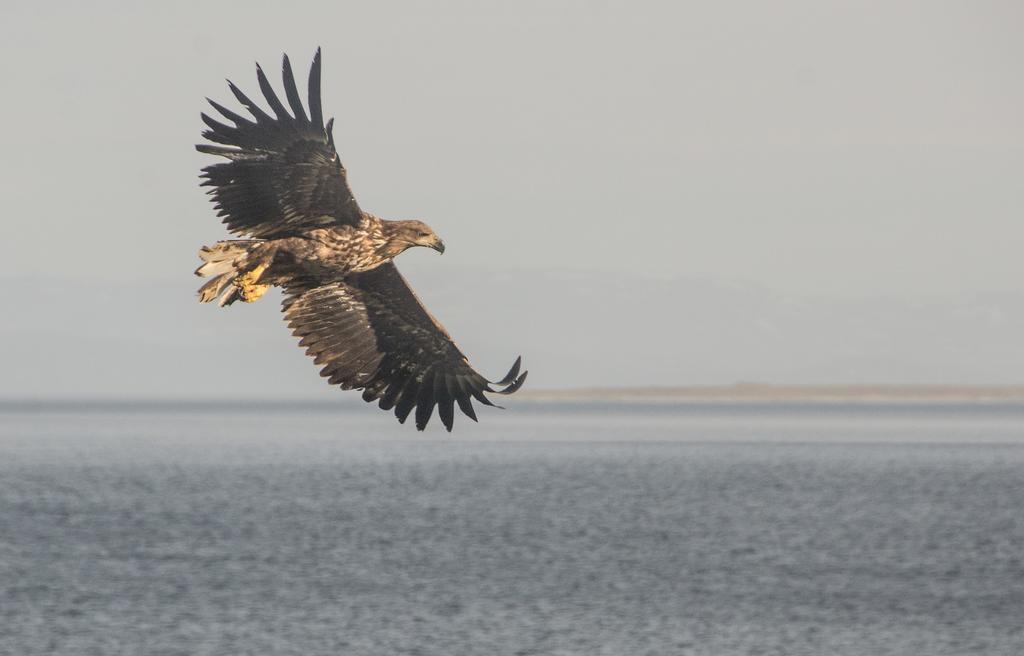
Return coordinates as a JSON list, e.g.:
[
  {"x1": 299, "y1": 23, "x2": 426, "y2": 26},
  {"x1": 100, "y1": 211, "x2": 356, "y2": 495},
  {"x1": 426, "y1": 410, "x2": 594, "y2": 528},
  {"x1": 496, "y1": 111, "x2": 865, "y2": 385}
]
[{"x1": 195, "y1": 49, "x2": 526, "y2": 431}]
